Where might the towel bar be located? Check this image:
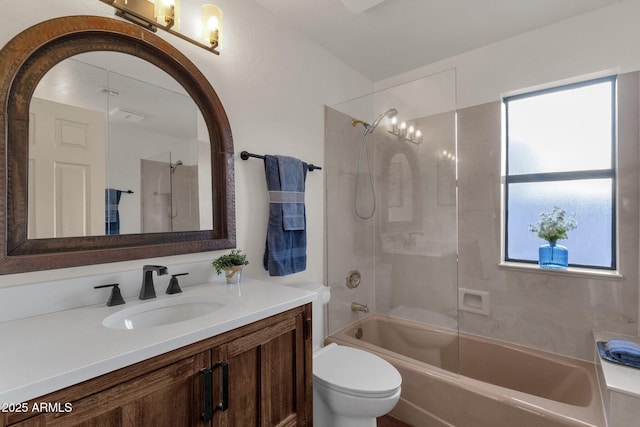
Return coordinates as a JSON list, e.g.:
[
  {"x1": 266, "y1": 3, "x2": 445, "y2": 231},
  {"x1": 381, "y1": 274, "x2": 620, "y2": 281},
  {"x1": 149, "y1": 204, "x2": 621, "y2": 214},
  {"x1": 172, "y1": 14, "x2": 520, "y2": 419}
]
[{"x1": 240, "y1": 151, "x2": 322, "y2": 171}]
